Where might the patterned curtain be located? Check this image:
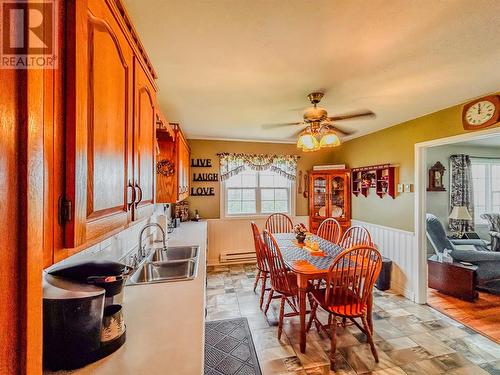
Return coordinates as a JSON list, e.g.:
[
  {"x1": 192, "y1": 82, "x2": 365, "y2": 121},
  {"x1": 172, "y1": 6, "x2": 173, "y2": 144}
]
[
  {"x1": 217, "y1": 153, "x2": 299, "y2": 181},
  {"x1": 449, "y1": 154, "x2": 474, "y2": 232}
]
